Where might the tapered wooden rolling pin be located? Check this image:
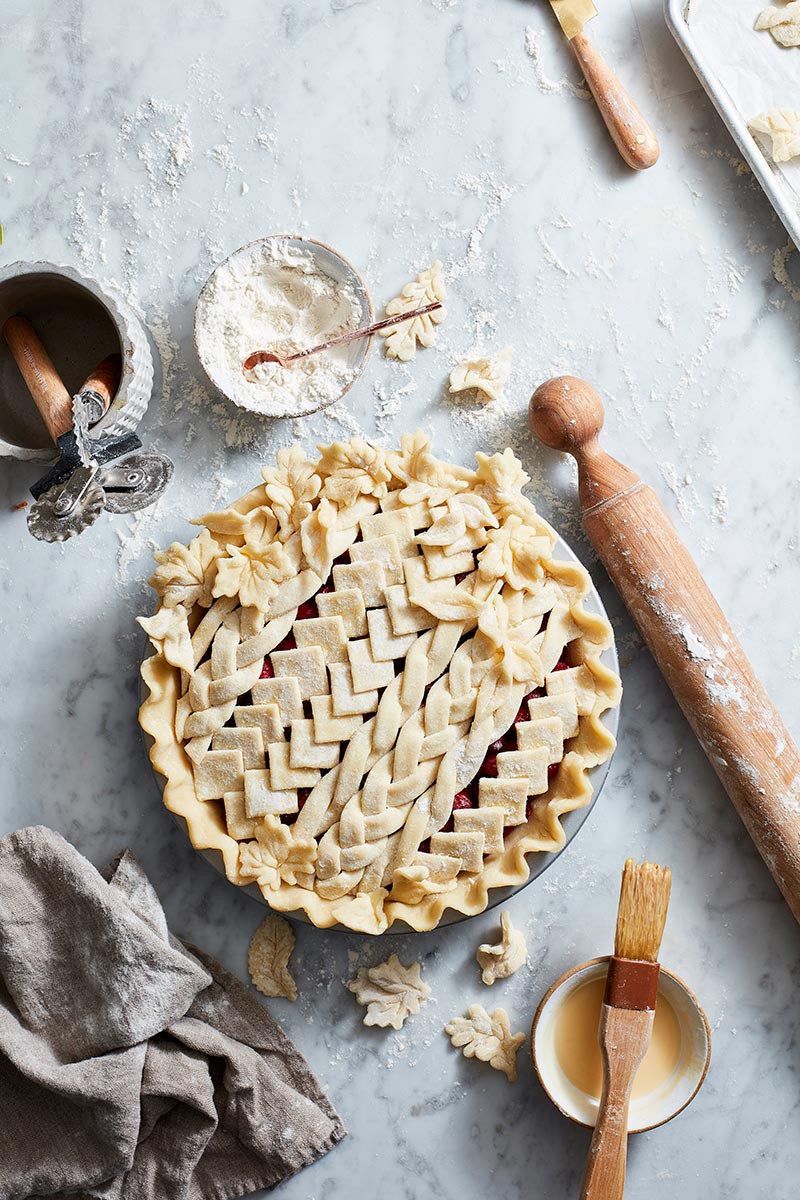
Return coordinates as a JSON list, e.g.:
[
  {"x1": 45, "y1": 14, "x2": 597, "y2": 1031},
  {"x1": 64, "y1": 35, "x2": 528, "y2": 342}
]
[{"x1": 530, "y1": 376, "x2": 800, "y2": 923}]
